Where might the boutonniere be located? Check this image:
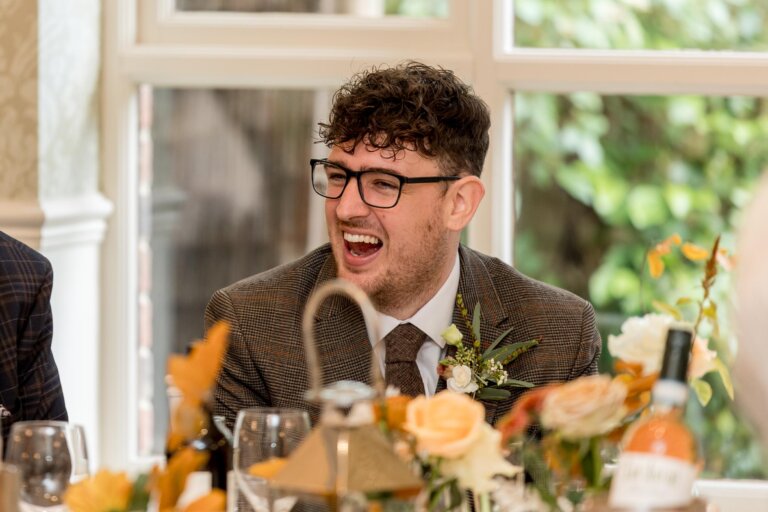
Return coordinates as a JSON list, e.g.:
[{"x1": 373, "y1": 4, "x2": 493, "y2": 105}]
[{"x1": 439, "y1": 294, "x2": 539, "y2": 400}]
